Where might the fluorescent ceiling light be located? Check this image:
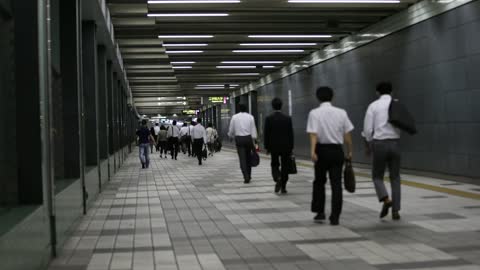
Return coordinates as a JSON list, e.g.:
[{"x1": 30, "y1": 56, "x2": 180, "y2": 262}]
[
  {"x1": 240, "y1": 43, "x2": 317, "y2": 46},
  {"x1": 158, "y1": 35, "x2": 214, "y2": 38},
  {"x1": 197, "y1": 84, "x2": 239, "y2": 87},
  {"x1": 263, "y1": 66, "x2": 276, "y2": 68},
  {"x1": 171, "y1": 61, "x2": 196, "y2": 64},
  {"x1": 225, "y1": 73, "x2": 260, "y2": 76},
  {"x1": 195, "y1": 86, "x2": 226, "y2": 89},
  {"x1": 149, "y1": 0, "x2": 240, "y2": 3},
  {"x1": 249, "y1": 35, "x2": 332, "y2": 38},
  {"x1": 163, "y1": 43, "x2": 208, "y2": 47},
  {"x1": 165, "y1": 50, "x2": 204, "y2": 53},
  {"x1": 233, "y1": 50, "x2": 304, "y2": 53},
  {"x1": 288, "y1": 0, "x2": 399, "y2": 2},
  {"x1": 222, "y1": 61, "x2": 283, "y2": 64},
  {"x1": 216, "y1": 66, "x2": 257, "y2": 69},
  {"x1": 172, "y1": 66, "x2": 192, "y2": 69},
  {"x1": 148, "y1": 13, "x2": 229, "y2": 17}
]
